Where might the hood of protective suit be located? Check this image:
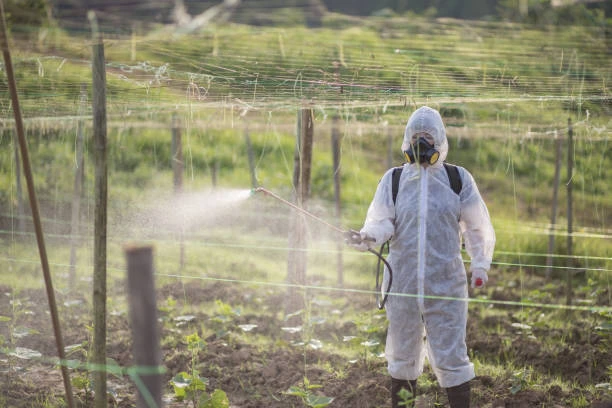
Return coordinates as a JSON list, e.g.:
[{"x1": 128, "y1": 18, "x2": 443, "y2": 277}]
[{"x1": 401, "y1": 106, "x2": 448, "y2": 165}]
